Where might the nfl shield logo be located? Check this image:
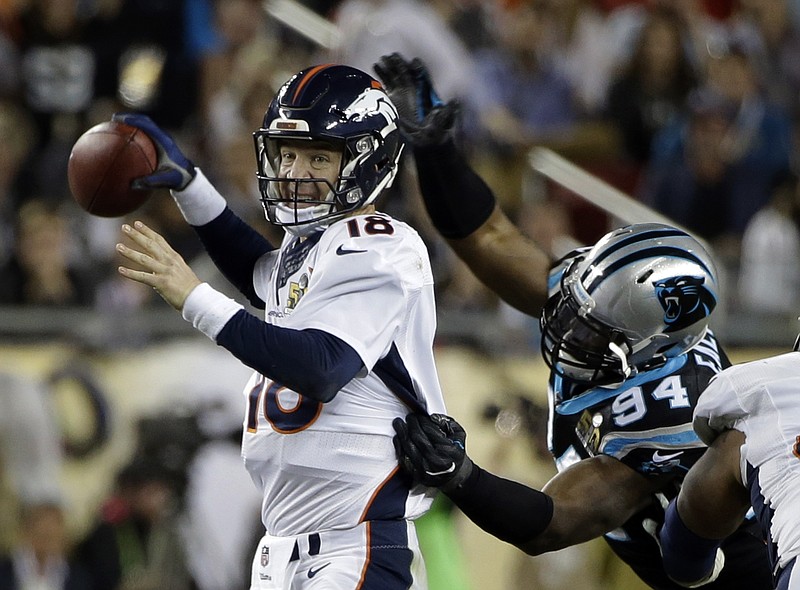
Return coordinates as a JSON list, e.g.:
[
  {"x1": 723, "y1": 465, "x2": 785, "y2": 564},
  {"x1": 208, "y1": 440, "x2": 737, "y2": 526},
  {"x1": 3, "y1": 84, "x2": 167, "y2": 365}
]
[{"x1": 261, "y1": 546, "x2": 270, "y2": 567}]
